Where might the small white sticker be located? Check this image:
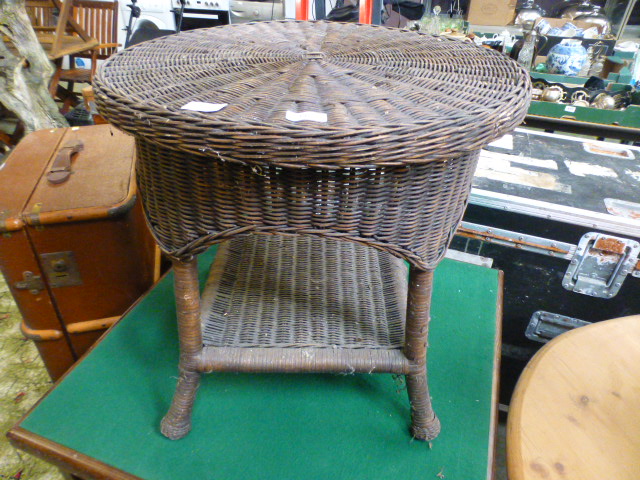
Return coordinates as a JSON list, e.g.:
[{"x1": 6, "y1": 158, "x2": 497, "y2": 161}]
[
  {"x1": 476, "y1": 156, "x2": 571, "y2": 193},
  {"x1": 564, "y1": 106, "x2": 576, "y2": 113},
  {"x1": 604, "y1": 198, "x2": 640, "y2": 218},
  {"x1": 625, "y1": 169, "x2": 640, "y2": 182},
  {"x1": 181, "y1": 102, "x2": 228, "y2": 113},
  {"x1": 286, "y1": 110, "x2": 328, "y2": 123}
]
